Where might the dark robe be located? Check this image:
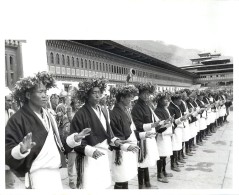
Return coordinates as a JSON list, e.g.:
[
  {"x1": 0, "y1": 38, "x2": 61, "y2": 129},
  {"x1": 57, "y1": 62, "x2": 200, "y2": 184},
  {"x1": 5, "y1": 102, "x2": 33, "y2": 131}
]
[
  {"x1": 5, "y1": 104, "x2": 60, "y2": 177},
  {"x1": 110, "y1": 103, "x2": 133, "y2": 140},
  {"x1": 131, "y1": 98, "x2": 159, "y2": 140},
  {"x1": 154, "y1": 106, "x2": 170, "y2": 133},
  {"x1": 65, "y1": 103, "x2": 115, "y2": 154},
  {"x1": 196, "y1": 99, "x2": 207, "y2": 117},
  {"x1": 168, "y1": 102, "x2": 182, "y2": 128},
  {"x1": 186, "y1": 100, "x2": 197, "y2": 123}
]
